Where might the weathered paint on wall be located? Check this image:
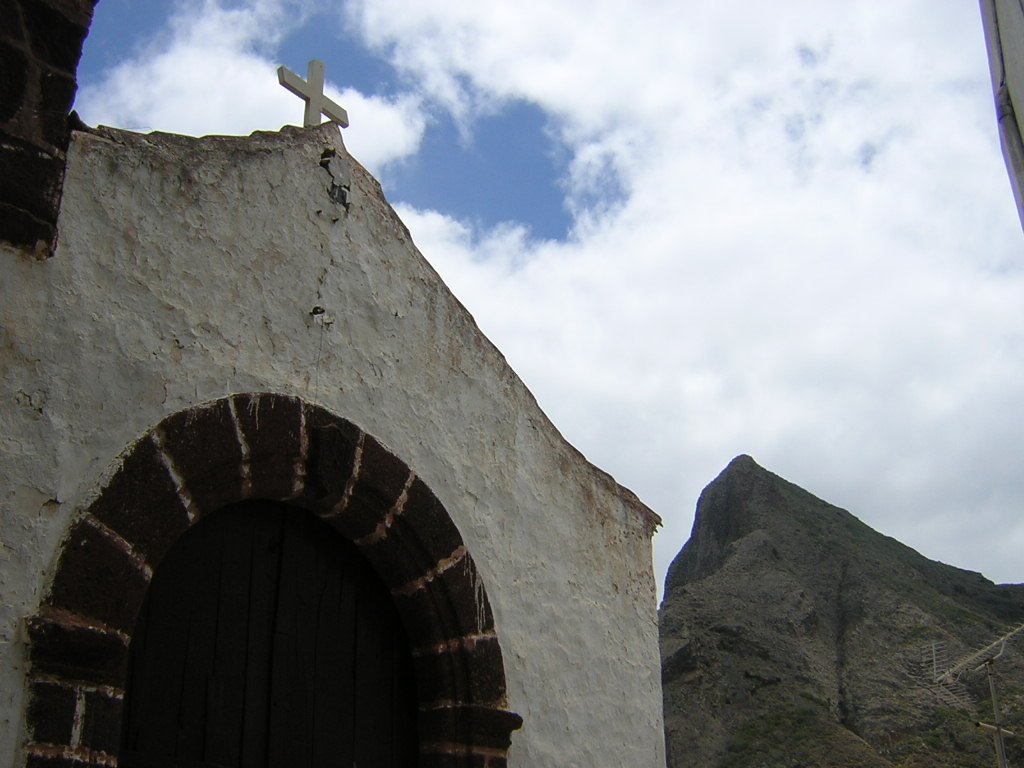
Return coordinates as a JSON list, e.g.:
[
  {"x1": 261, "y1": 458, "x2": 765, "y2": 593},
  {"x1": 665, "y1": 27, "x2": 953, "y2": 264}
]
[{"x1": 0, "y1": 123, "x2": 665, "y2": 766}]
